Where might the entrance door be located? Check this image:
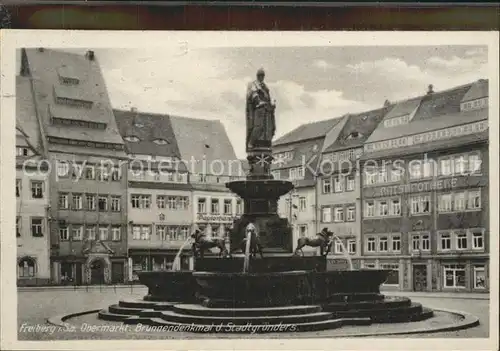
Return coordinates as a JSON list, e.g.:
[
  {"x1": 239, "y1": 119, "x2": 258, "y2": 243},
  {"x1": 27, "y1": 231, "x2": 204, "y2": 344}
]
[
  {"x1": 111, "y1": 262, "x2": 124, "y2": 283},
  {"x1": 75, "y1": 263, "x2": 83, "y2": 285},
  {"x1": 90, "y1": 259, "x2": 105, "y2": 285},
  {"x1": 413, "y1": 264, "x2": 427, "y2": 291}
]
